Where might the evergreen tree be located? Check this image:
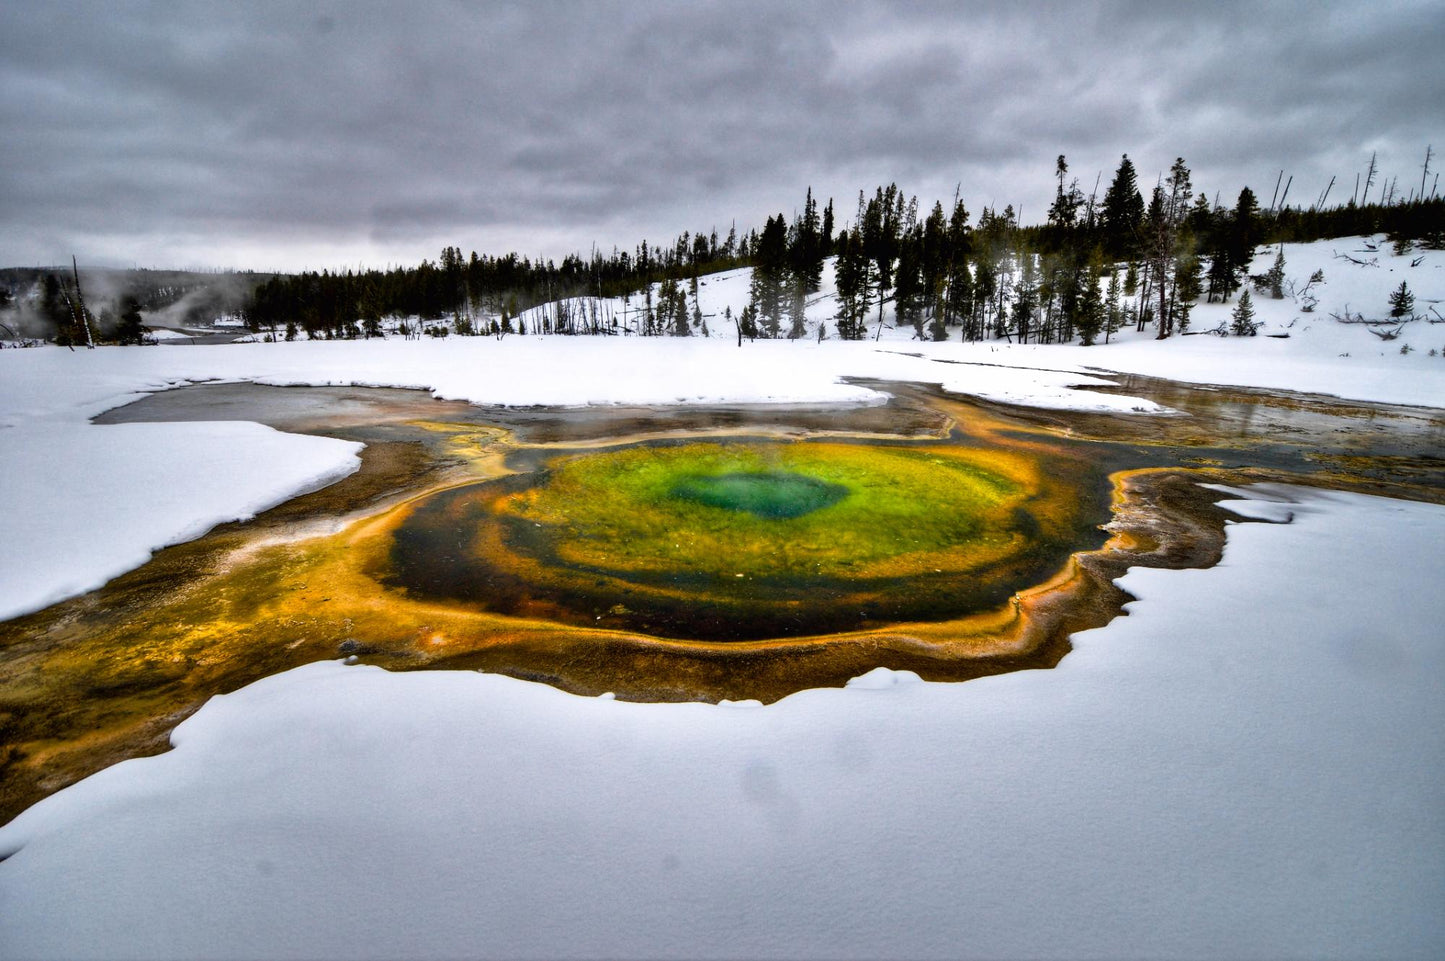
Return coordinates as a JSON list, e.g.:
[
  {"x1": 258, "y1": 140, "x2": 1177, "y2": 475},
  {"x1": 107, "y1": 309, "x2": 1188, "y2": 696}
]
[
  {"x1": 1149, "y1": 158, "x2": 1193, "y2": 338},
  {"x1": 1104, "y1": 267, "x2": 1123, "y2": 343},
  {"x1": 1388, "y1": 280, "x2": 1415, "y2": 318},
  {"x1": 944, "y1": 197, "x2": 974, "y2": 334},
  {"x1": 1227, "y1": 187, "x2": 1262, "y2": 278},
  {"x1": 1012, "y1": 253, "x2": 1038, "y2": 344},
  {"x1": 893, "y1": 232, "x2": 925, "y2": 338},
  {"x1": 115, "y1": 297, "x2": 146, "y2": 345},
  {"x1": 41, "y1": 274, "x2": 71, "y2": 342},
  {"x1": 1205, "y1": 243, "x2": 1239, "y2": 303},
  {"x1": 1230, "y1": 289, "x2": 1257, "y2": 336},
  {"x1": 971, "y1": 256, "x2": 996, "y2": 342},
  {"x1": 785, "y1": 280, "x2": 808, "y2": 339},
  {"x1": 833, "y1": 228, "x2": 869, "y2": 340},
  {"x1": 738, "y1": 302, "x2": 760, "y2": 341},
  {"x1": 1173, "y1": 249, "x2": 1202, "y2": 332},
  {"x1": 1265, "y1": 247, "x2": 1286, "y2": 299},
  {"x1": 1101, "y1": 154, "x2": 1145, "y2": 259},
  {"x1": 749, "y1": 214, "x2": 789, "y2": 336},
  {"x1": 789, "y1": 187, "x2": 826, "y2": 294},
  {"x1": 1075, "y1": 261, "x2": 1105, "y2": 346},
  {"x1": 862, "y1": 184, "x2": 905, "y2": 327}
]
